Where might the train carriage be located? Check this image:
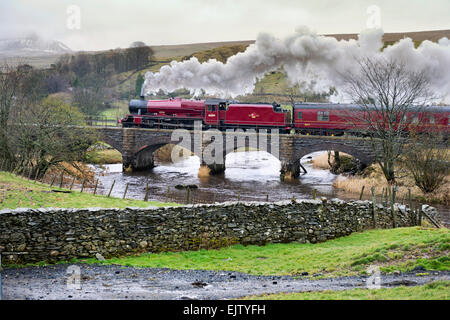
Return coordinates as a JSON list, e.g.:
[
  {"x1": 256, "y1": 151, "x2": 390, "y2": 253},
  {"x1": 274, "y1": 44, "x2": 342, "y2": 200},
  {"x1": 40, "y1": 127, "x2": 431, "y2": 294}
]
[{"x1": 120, "y1": 98, "x2": 449, "y2": 136}]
